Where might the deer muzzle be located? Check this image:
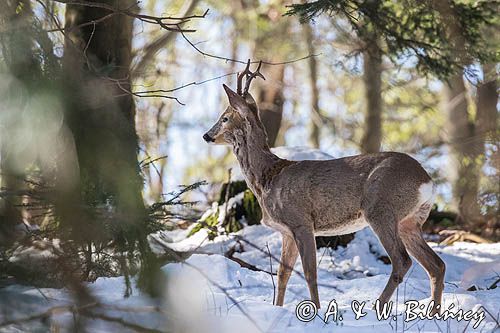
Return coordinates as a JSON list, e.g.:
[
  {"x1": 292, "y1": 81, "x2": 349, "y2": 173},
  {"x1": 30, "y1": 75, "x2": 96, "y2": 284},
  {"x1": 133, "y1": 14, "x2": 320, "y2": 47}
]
[{"x1": 203, "y1": 133, "x2": 215, "y2": 143}]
